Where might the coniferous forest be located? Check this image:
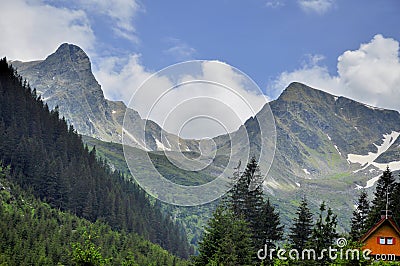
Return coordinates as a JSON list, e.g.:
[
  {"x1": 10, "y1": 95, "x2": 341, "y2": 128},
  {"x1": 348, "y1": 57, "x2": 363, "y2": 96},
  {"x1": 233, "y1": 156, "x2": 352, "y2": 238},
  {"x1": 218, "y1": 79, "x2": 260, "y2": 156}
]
[
  {"x1": 0, "y1": 164, "x2": 188, "y2": 265},
  {"x1": 0, "y1": 58, "x2": 190, "y2": 262}
]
